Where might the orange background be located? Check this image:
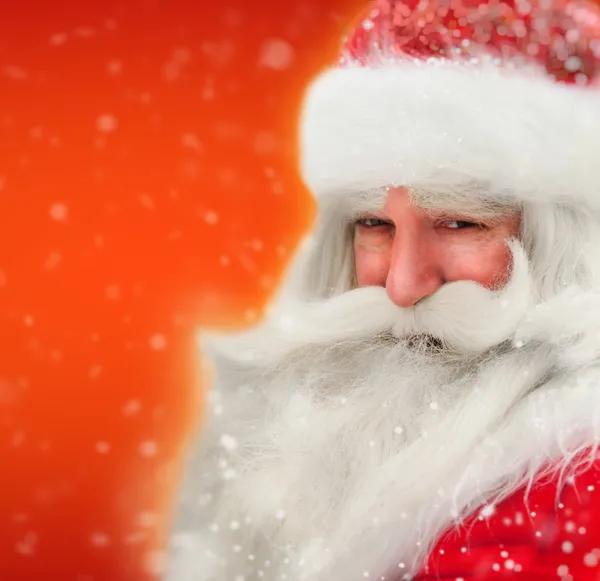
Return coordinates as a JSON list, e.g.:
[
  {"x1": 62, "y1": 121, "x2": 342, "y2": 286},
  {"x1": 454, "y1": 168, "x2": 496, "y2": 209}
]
[{"x1": 0, "y1": 0, "x2": 366, "y2": 580}]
